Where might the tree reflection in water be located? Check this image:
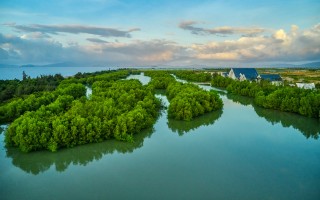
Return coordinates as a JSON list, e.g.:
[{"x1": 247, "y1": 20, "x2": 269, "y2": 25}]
[
  {"x1": 5, "y1": 127, "x2": 154, "y2": 175},
  {"x1": 226, "y1": 93, "x2": 320, "y2": 139},
  {"x1": 167, "y1": 109, "x2": 223, "y2": 136}
]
